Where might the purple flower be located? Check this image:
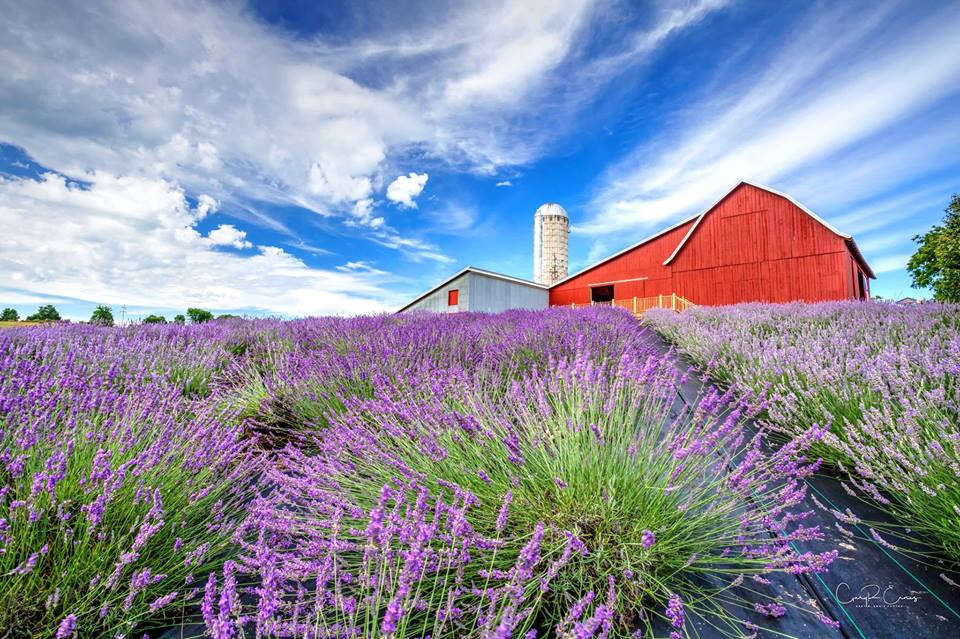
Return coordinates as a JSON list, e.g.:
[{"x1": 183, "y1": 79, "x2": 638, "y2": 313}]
[
  {"x1": 666, "y1": 593, "x2": 684, "y2": 630},
  {"x1": 55, "y1": 614, "x2": 77, "y2": 638},
  {"x1": 496, "y1": 490, "x2": 513, "y2": 534},
  {"x1": 754, "y1": 601, "x2": 787, "y2": 618},
  {"x1": 640, "y1": 529, "x2": 656, "y2": 549}
]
